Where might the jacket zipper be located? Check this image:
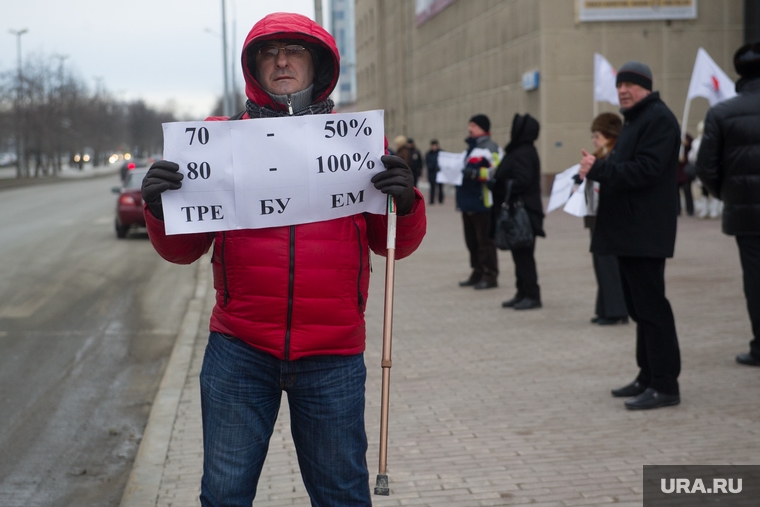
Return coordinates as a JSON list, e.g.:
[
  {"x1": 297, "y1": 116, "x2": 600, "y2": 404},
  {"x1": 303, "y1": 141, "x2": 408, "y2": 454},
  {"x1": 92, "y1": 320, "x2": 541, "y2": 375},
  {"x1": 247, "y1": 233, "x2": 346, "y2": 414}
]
[
  {"x1": 284, "y1": 225, "x2": 296, "y2": 360},
  {"x1": 220, "y1": 231, "x2": 230, "y2": 306},
  {"x1": 353, "y1": 220, "x2": 364, "y2": 311},
  {"x1": 283, "y1": 97, "x2": 294, "y2": 358}
]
